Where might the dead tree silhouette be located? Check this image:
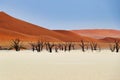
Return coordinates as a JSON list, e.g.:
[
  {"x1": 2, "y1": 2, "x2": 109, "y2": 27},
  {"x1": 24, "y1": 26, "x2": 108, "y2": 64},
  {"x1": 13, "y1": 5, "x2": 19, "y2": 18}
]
[
  {"x1": 47, "y1": 42, "x2": 54, "y2": 53},
  {"x1": 58, "y1": 44, "x2": 62, "y2": 50},
  {"x1": 55, "y1": 44, "x2": 58, "y2": 52},
  {"x1": 114, "y1": 40, "x2": 120, "y2": 53},
  {"x1": 68, "y1": 42, "x2": 74, "y2": 51},
  {"x1": 36, "y1": 40, "x2": 44, "y2": 52},
  {"x1": 58, "y1": 44, "x2": 64, "y2": 51},
  {"x1": 44, "y1": 42, "x2": 49, "y2": 51},
  {"x1": 90, "y1": 42, "x2": 98, "y2": 51},
  {"x1": 9, "y1": 39, "x2": 25, "y2": 51},
  {"x1": 79, "y1": 40, "x2": 86, "y2": 52},
  {"x1": 109, "y1": 40, "x2": 120, "y2": 53},
  {"x1": 64, "y1": 43, "x2": 68, "y2": 52},
  {"x1": 30, "y1": 43, "x2": 36, "y2": 52},
  {"x1": 109, "y1": 44, "x2": 115, "y2": 52},
  {"x1": 71, "y1": 44, "x2": 75, "y2": 50}
]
